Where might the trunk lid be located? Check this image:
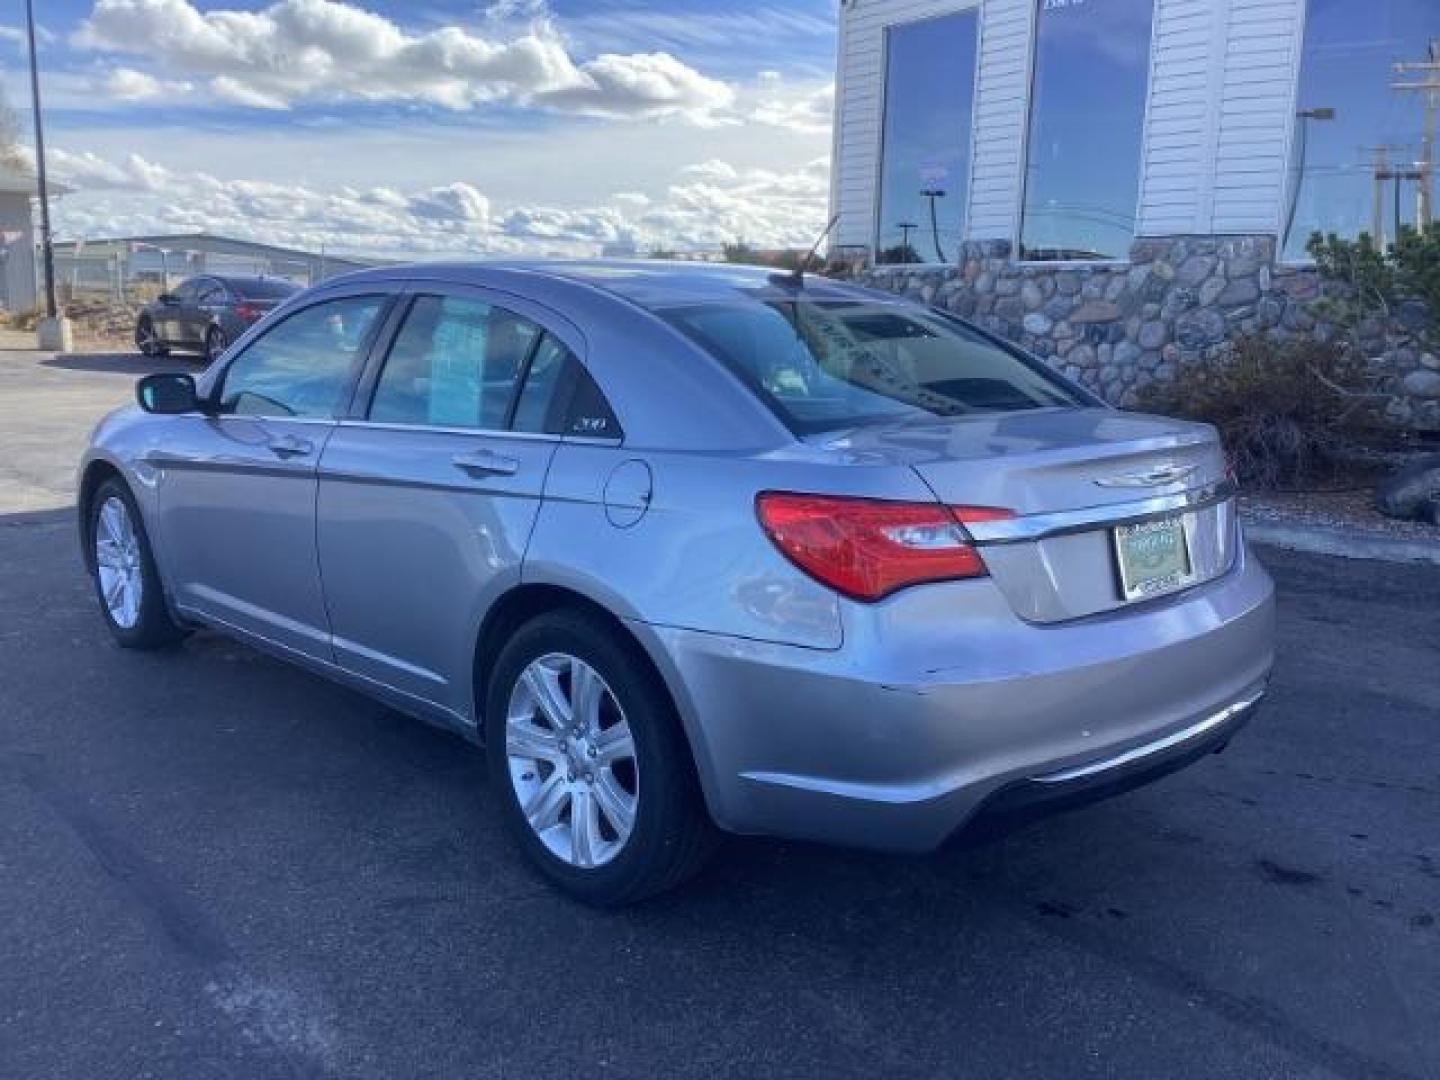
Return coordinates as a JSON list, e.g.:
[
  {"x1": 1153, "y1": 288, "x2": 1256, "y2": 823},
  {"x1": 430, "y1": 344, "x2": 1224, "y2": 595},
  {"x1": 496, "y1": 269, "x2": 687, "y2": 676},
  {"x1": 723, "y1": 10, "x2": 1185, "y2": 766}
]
[{"x1": 809, "y1": 408, "x2": 1237, "y2": 623}]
